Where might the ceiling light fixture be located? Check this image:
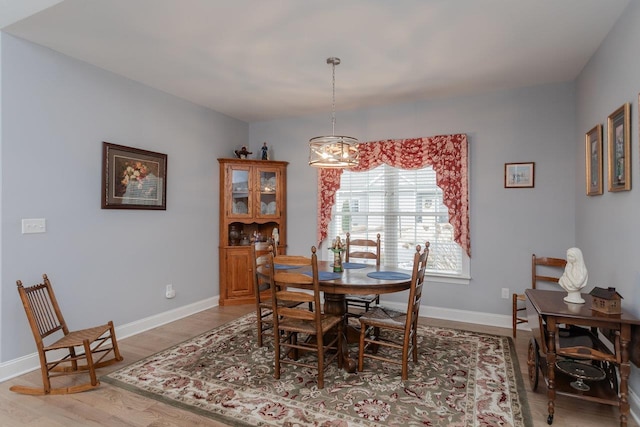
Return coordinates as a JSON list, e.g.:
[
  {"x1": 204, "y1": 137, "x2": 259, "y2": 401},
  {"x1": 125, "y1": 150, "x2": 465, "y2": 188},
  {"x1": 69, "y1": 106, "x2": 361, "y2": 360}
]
[{"x1": 308, "y1": 57, "x2": 359, "y2": 168}]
